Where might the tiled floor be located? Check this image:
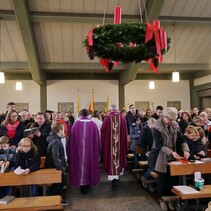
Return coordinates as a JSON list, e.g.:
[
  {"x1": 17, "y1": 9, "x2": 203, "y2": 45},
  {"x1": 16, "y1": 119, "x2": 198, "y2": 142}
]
[{"x1": 63, "y1": 167, "x2": 161, "y2": 211}]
